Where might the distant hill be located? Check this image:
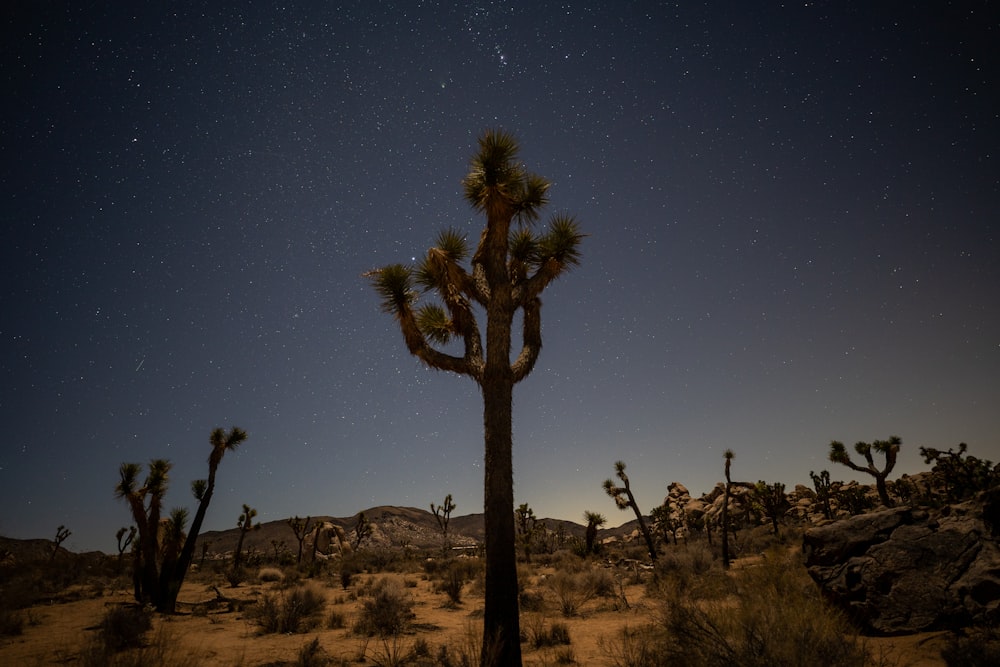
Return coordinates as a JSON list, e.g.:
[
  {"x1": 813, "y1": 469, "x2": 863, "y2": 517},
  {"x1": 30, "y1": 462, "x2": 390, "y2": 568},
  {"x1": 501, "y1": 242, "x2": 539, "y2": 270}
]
[
  {"x1": 1, "y1": 506, "x2": 645, "y2": 561},
  {"x1": 191, "y1": 505, "x2": 635, "y2": 558}
]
